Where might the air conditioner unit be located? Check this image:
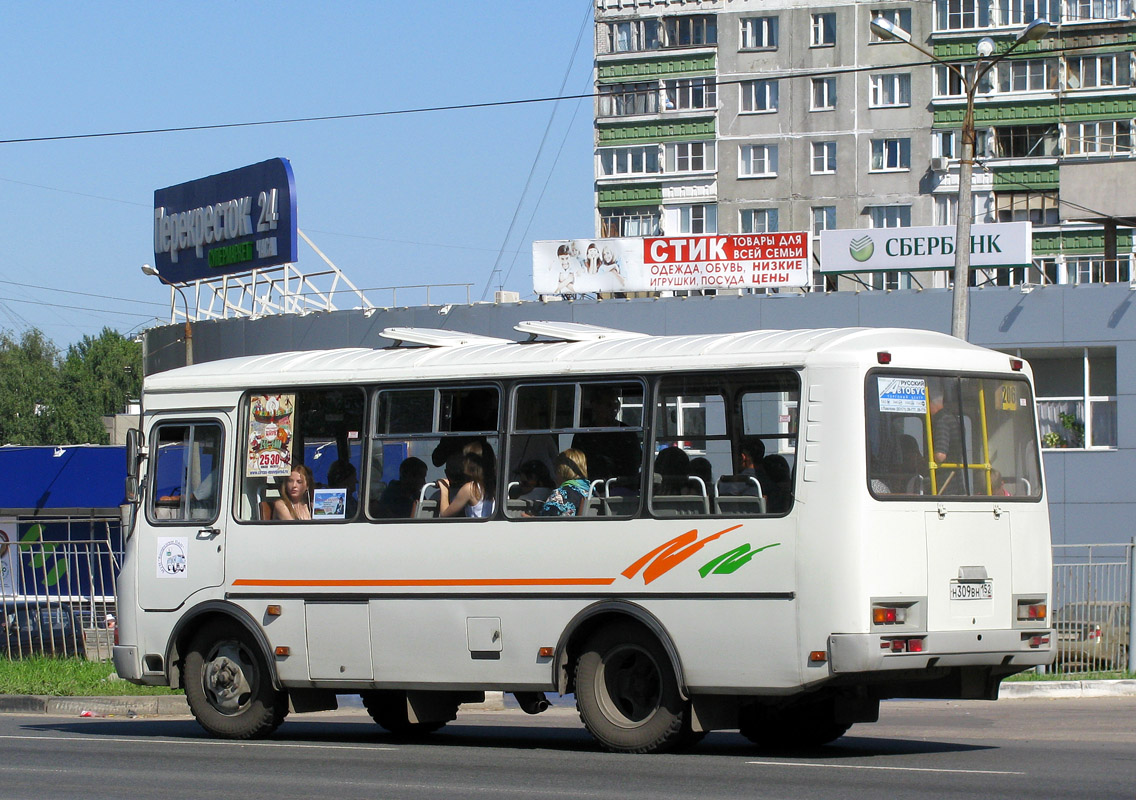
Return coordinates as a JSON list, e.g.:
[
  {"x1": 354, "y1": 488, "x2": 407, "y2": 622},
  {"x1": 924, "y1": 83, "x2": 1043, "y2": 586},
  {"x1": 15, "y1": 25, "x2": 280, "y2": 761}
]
[
  {"x1": 495, "y1": 290, "x2": 521, "y2": 304},
  {"x1": 930, "y1": 156, "x2": 951, "y2": 172}
]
